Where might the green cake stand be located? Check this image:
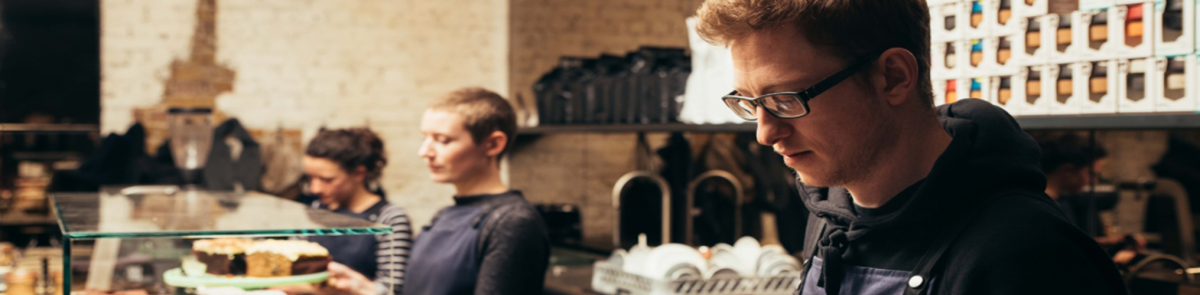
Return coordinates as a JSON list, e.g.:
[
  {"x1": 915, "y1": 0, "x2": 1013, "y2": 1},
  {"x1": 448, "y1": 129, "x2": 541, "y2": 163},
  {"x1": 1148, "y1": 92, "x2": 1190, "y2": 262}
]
[{"x1": 163, "y1": 268, "x2": 329, "y2": 289}]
